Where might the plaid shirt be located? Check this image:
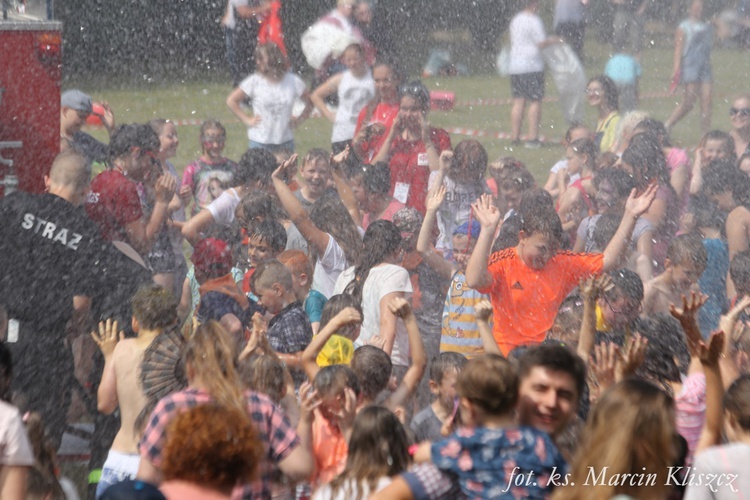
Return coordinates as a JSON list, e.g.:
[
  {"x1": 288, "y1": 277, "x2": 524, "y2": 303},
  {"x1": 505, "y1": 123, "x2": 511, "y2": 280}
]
[
  {"x1": 402, "y1": 463, "x2": 465, "y2": 500},
  {"x1": 139, "y1": 387, "x2": 300, "y2": 499},
  {"x1": 267, "y1": 302, "x2": 312, "y2": 354}
]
